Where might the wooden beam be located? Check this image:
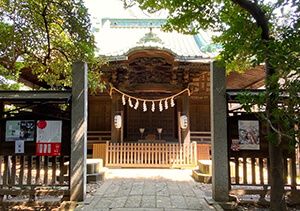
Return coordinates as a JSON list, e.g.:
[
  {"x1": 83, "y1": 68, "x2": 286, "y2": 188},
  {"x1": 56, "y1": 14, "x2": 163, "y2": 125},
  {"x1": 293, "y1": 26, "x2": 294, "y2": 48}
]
[
  {"x1": 0, "y1": 91, "x2": 71, "y2": 102},
  {"x1": 0, "y1": 189, "x2": 69, "y2": 196}
]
